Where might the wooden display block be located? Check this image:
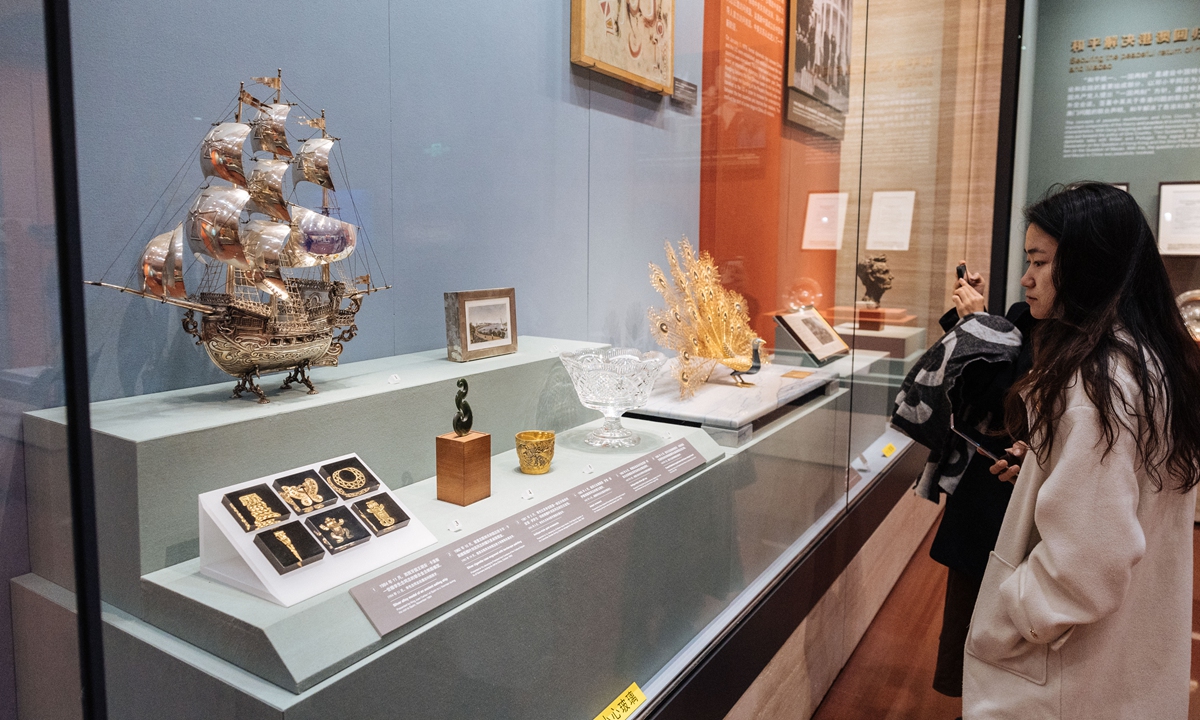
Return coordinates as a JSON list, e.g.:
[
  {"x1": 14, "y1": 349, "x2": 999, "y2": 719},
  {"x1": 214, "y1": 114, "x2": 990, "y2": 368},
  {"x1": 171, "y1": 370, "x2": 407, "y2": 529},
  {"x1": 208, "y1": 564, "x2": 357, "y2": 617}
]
[{"x1": 436, "y1": 431, "x2": 492, "y2": 506}]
